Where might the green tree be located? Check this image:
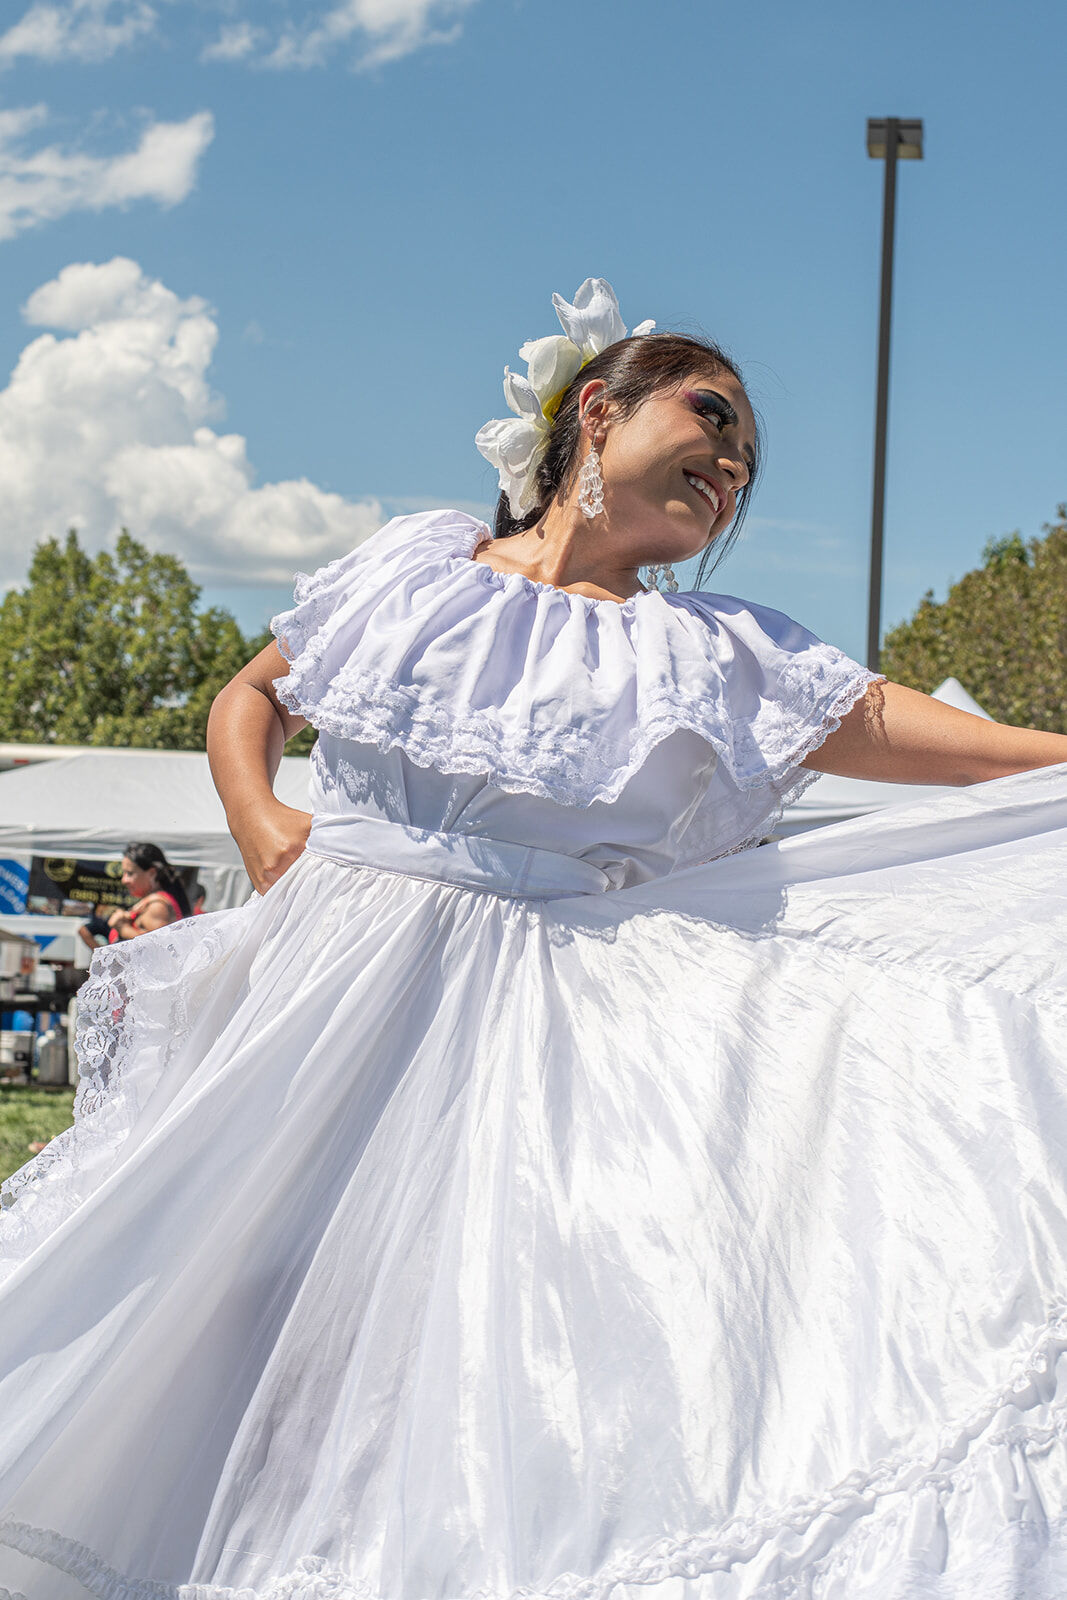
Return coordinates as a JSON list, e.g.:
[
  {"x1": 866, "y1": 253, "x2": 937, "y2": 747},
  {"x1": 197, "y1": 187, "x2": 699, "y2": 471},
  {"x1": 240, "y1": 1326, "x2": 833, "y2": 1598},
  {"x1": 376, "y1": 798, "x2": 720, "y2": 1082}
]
[
  {"x1": 0, "y1": 530, "x2": 279, "y2": 750},
  {"x1": 882, "y1": 507, "x2": 1067, "y2": 733}
]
